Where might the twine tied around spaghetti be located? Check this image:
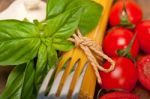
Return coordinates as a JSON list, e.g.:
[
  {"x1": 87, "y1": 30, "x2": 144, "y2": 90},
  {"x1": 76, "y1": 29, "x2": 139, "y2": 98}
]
[{"x1": 68, "y1": 29, "x2": 115, "y2": 84}]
